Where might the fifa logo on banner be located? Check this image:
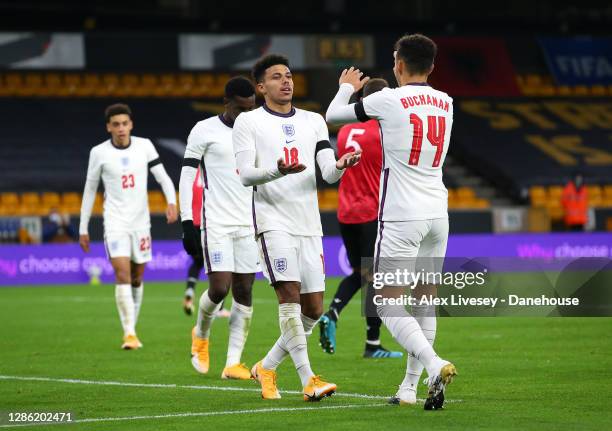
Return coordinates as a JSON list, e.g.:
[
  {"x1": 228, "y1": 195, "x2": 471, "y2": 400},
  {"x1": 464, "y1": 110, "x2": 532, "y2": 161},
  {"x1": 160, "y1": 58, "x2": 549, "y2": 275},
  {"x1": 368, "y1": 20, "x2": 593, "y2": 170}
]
[
  {"x1": 274, "y1": 258, "x2": 287, "y2": 273},
  {"x1": 282, "y1": 124, "x2": 295, "y2": 137}
]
